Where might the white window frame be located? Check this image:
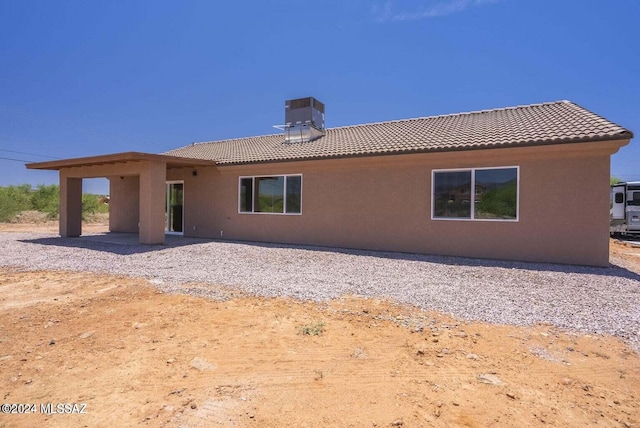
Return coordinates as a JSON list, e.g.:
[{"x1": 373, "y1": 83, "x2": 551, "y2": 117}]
[
  {"x1": 431, "y1": 166, "x2": 520, "y2": 222},
  {"x1": 238, "y1": 174, "x2": 303, "y2": 215}
]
